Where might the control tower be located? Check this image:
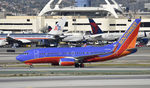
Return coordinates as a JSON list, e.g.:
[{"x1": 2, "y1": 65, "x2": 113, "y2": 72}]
[{"x1": 75, "y1": 0, "x2": 91, "y2": 7}]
